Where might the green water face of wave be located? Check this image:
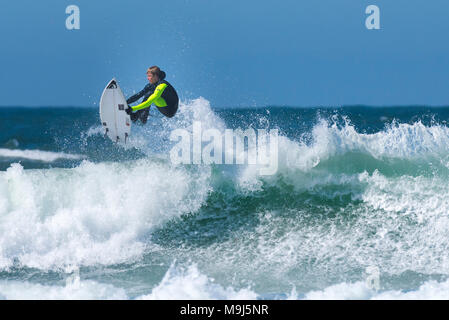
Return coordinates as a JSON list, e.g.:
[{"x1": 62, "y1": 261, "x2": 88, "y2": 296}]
[{"x1": 145, "y1": 155, "x2": 449, "y2": 295}]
